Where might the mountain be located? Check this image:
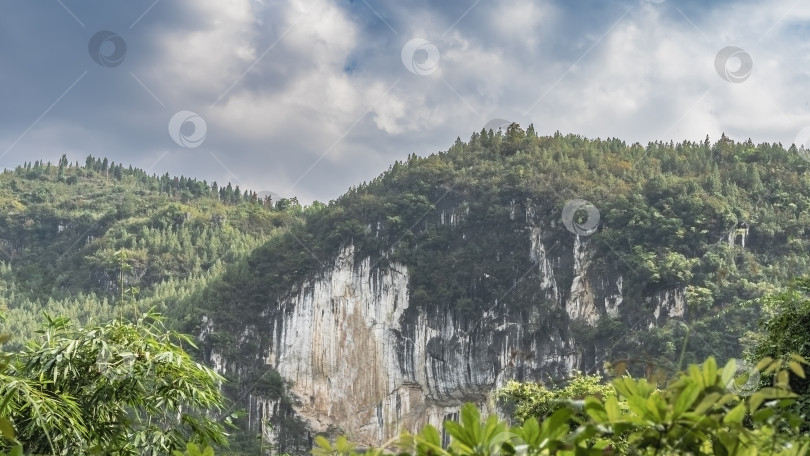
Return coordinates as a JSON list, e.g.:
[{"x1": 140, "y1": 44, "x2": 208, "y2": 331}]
[
  {"x1": 0, "y1": 155, "x2": 303, "y2": 345},
  {"x1": 1, "y1": 127, "x2": 809, "y2": 453},
  {"x1": 186, "y1": 127, "x2": 810, "y2": 450}
]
